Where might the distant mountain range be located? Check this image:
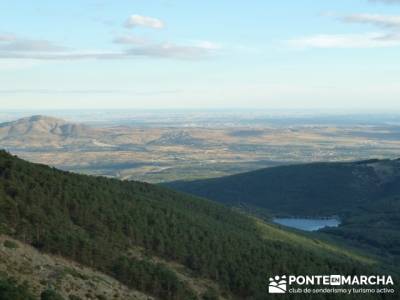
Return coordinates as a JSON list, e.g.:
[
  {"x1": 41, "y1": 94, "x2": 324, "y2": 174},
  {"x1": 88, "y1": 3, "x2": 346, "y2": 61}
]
[
  {"x1": 0, "y1": 115, "x2": 102, "y2": 148},
  {"x1": 0, "y1": 115, "x2": 205, "y2": 150},
  {"x1": 166, "y1": 159, "x2": 400, "y2": 263}
]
